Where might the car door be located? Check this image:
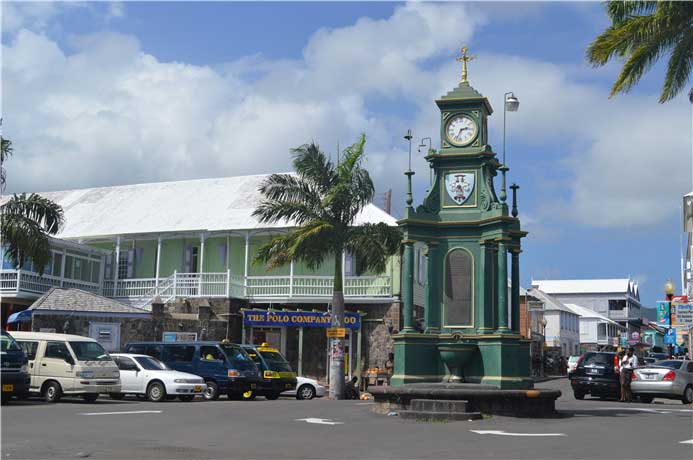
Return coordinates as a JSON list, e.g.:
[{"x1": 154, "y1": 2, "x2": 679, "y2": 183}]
[
  {"x1": 16, "y1": 340, "x2": 41, "y2": 391},
  {"x1": 114, "y1": 356, "x2": 143, "y2": 393},
  {"x1": 40, "y1": 341, "x2": 75, "y2": 392}
]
